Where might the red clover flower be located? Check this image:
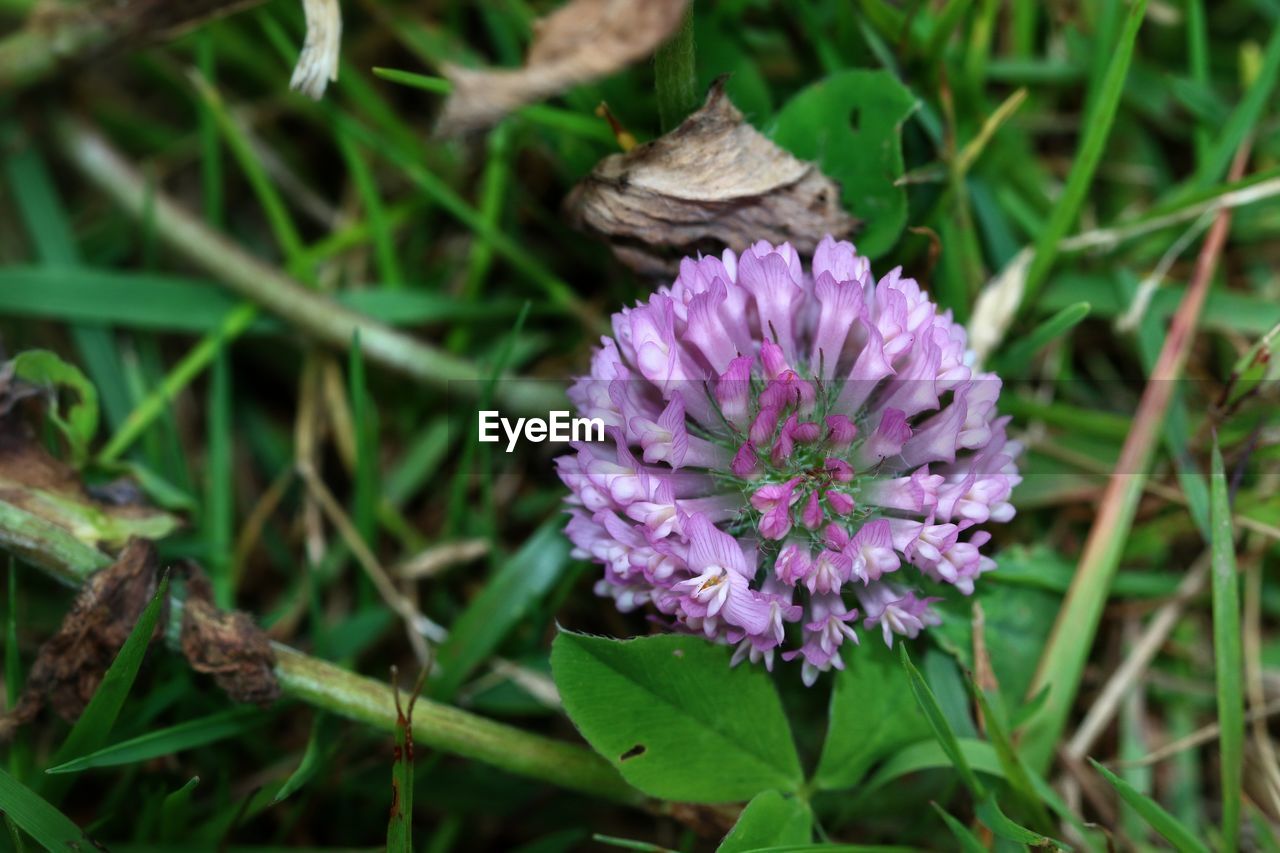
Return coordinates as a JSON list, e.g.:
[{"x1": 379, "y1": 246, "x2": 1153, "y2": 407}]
[{"x1": 557, "y1": 238, "x2": 1020, "y2": 684}]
